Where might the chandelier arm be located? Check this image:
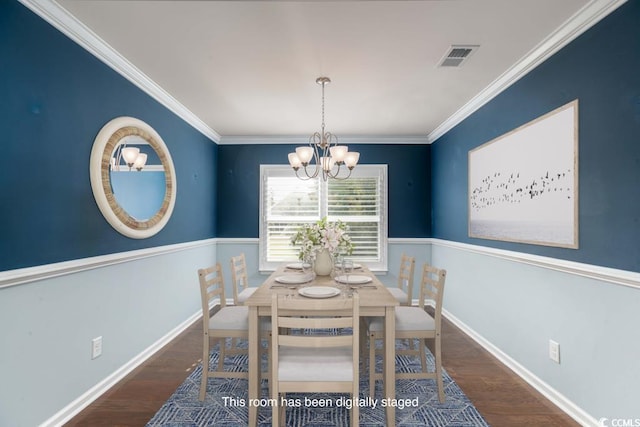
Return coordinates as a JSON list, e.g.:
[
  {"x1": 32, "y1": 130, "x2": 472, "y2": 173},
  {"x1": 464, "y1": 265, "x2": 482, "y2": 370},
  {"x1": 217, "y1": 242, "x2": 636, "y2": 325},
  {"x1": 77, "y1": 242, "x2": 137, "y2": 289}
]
[
  {"x1": 326, "y1": 161, "x2": 341, "y2": 178},
  {"x1": 306, "y1": 163, "x2": 320, "y2": 179},
  {"x1": 328, "y1": 166, "x2": 353, "y2": 180},
  {"x1": 295, "y1": 167, "x2": 317, "y2": 181}
]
